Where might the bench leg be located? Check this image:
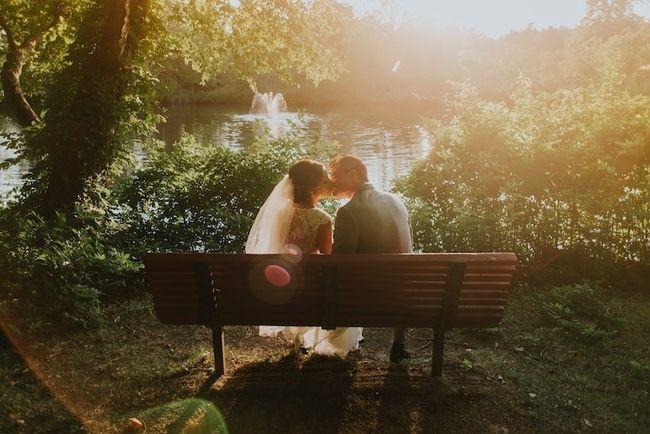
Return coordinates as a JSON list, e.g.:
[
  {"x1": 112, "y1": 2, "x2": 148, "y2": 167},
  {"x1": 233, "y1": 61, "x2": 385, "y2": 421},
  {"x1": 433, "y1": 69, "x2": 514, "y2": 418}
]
[
  {"x1": 213, "y1": 325, "x2": 225, "y2": 377},
  {"x1": 431, "y1": 327, "x2": 445, "y2": 377}
]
